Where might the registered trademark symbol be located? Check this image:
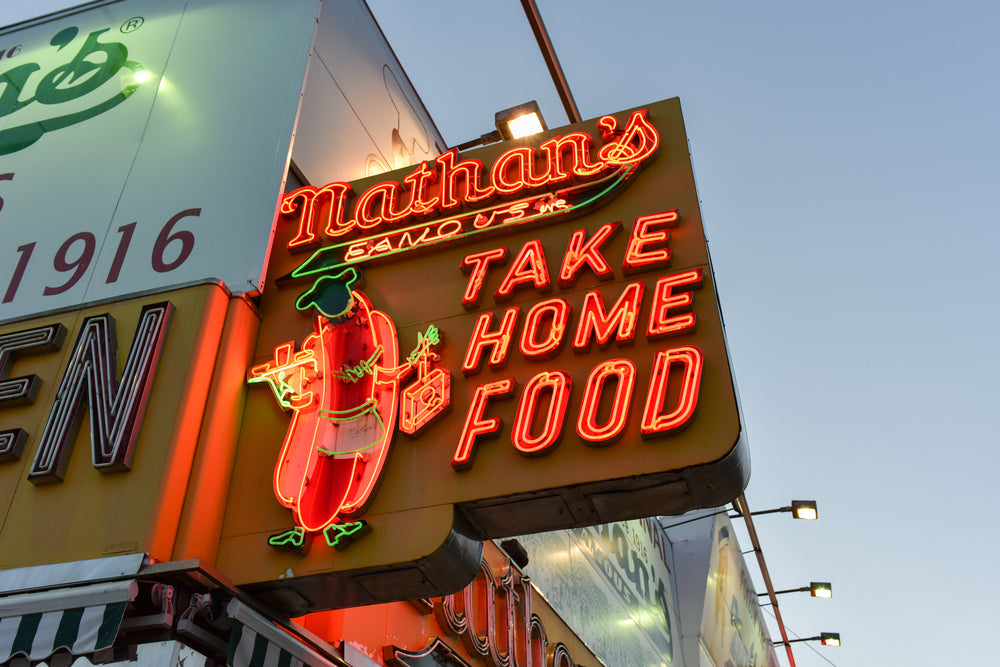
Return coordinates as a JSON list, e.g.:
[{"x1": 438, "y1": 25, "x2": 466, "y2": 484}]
[{"x1": 120, "y1": 16, "x2": 144, "y2": 33}]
